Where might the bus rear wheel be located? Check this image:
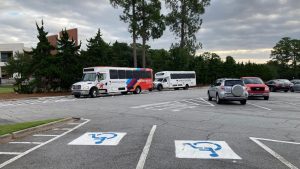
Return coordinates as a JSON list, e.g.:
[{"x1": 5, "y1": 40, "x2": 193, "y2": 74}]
[
  {"x1": 184, "y1": 84, "x2": 189, "y2": 90},
  {"x1": 133, "y1": 86, "x2": 141, "y2": 94}
]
